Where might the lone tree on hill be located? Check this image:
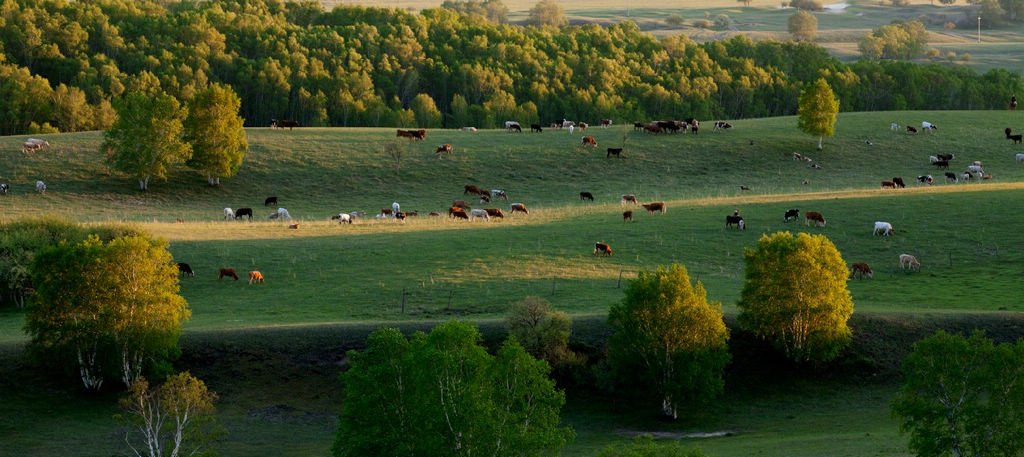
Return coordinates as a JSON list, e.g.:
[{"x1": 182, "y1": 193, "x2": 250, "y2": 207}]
[
  {"x1": 184, "y1": 83, "x2": 248, "y2": 186},
  {"x1": 788, "y1": 10, "x2": 818, "y2": 42},
  {"x1": 333, "y1": 321, "x2": 574, "y2": 457},
  {"x1": 797, "y1": 78, "x2": 839, "y2": 150},
  {"x1": 608, "y1": 264, "x2": 731, "y2": 419},
  {"x1": 892, "y1": 330, "x2": 1024, "y2": 457},
  {"x1": 103, "y1": 91, "x2": 191, "y2": 190},
  {"x1": 738, "y1": 232, "x2": 853, "y2": 363},
  {"x1": 527, "y1": 0, "x2": 567, "y2": 27}
]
